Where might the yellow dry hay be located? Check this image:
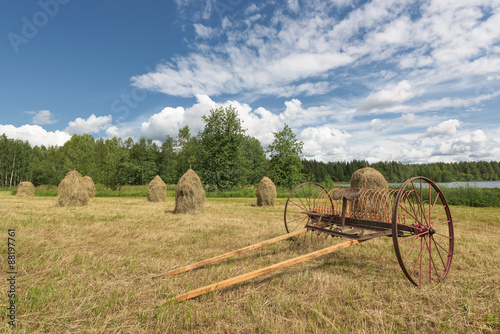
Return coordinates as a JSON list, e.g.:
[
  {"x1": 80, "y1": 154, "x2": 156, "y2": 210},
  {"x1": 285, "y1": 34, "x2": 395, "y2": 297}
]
[
  {"x1": 174, "y1": 169, "x2": 205, "y2": 214},
  {"x1": 16, "y1": 181, "x2": 35, "y2": 197},
  {"x1": 148, "y1": 175, "x2": 167, "y2": 202},
  {"x1": 82, "y1": 176, "x2": 95, "y2": 199},
  {"x1": 350, "y1": 167, "x2": 388, "y2": 189},
  {"x1": 256, "y1": 177, "x2": 277, "y2": 206},
  {"x1": 57, "y1": 170, "x2": 90, "y2": 207}
]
